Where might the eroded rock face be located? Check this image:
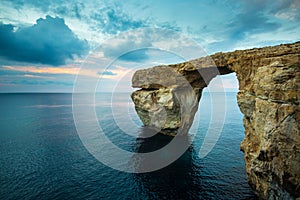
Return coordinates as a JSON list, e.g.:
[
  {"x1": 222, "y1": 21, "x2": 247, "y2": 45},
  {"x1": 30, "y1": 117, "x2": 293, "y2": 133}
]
[
  {"x1": 131, "y1": 65, "x2": 202, "y2": 135},
  {"x1": 131, "y1": 42, "x2": 300, "y2": 199},
  {"x1": 237, "y1": 55, "x2": 300, "y2": 199}
]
